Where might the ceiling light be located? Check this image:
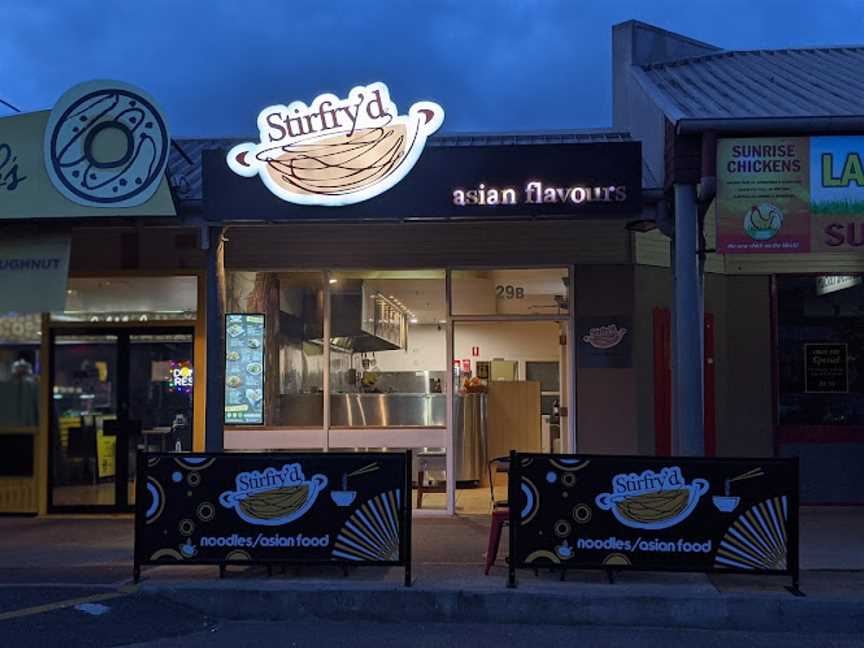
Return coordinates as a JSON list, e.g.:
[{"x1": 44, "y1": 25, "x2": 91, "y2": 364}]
[{"x1": 328, "y1": 278, "x2": 338, "y2": 284}]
